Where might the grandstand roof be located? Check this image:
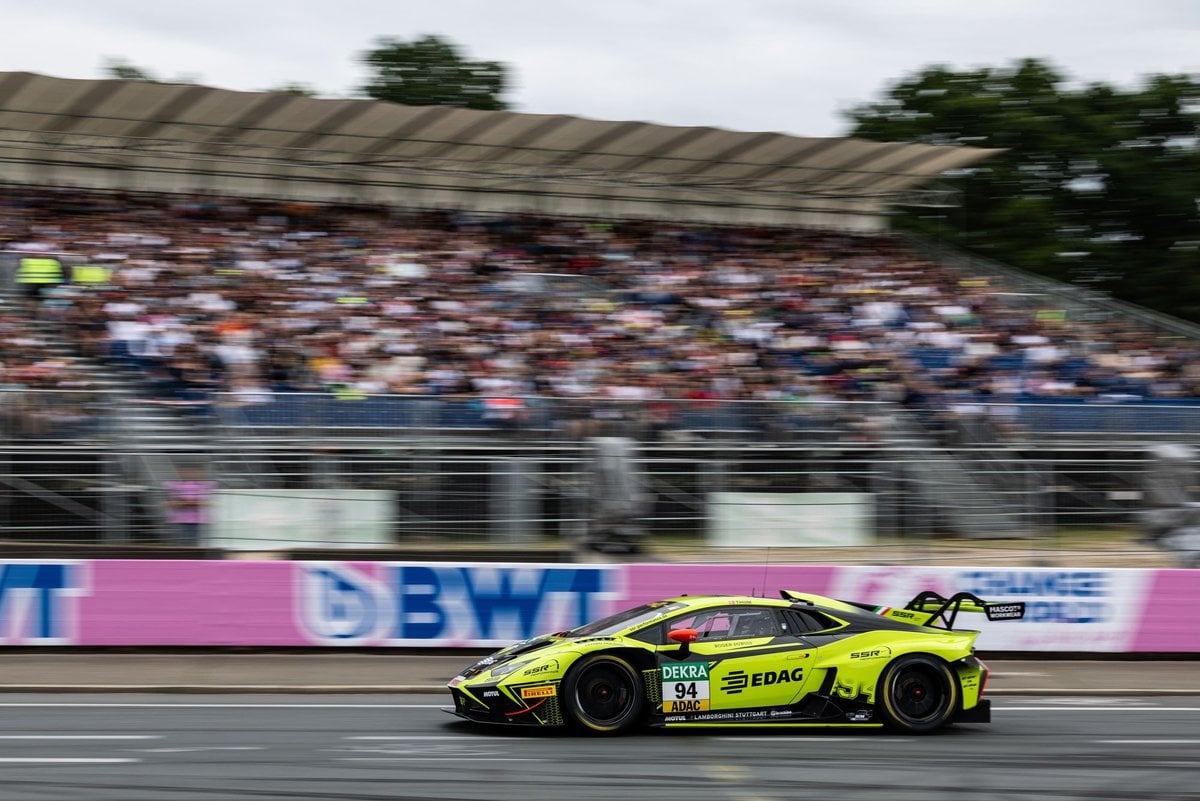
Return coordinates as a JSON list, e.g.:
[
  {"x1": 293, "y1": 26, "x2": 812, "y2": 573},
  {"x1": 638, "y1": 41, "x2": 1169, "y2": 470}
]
[{"x1": 0, "y1": 72, "x2": 1001, "y2": 232}]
